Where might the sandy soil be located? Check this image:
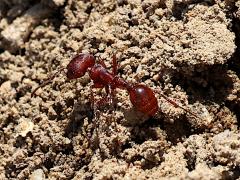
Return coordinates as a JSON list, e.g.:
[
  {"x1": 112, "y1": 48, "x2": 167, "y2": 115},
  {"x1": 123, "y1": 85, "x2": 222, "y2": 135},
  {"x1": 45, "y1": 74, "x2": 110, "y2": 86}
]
[{"x1": 0, "y1": 0, "x2": 240, "y2": 179}]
